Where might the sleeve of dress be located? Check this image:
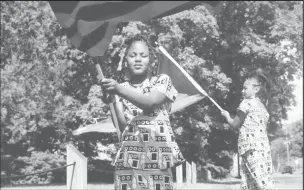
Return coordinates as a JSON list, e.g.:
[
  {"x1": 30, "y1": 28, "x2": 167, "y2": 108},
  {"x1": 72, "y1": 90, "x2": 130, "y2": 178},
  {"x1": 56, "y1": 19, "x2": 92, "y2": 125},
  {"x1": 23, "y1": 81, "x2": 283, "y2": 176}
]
[
  {"x1": 153, "y1": 74, "x2": 178, "y2": 102},
  {"x1": 237, "y1": 99, "x2": 251, "y2": 115}
]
